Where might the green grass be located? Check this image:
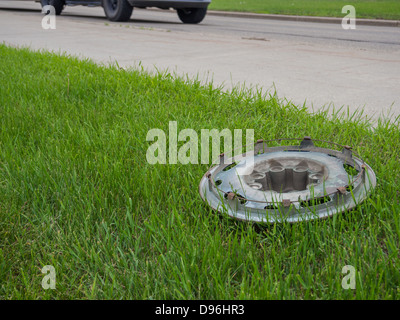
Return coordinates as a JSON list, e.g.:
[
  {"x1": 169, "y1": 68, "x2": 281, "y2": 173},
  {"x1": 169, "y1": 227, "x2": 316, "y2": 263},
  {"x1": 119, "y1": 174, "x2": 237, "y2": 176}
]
[
  {"x1": 1, "y1": 44, "x2": 400, "y2": 299},
  {"x1": 209, "y1": 0, "x2": 400, "y2": 20}
]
